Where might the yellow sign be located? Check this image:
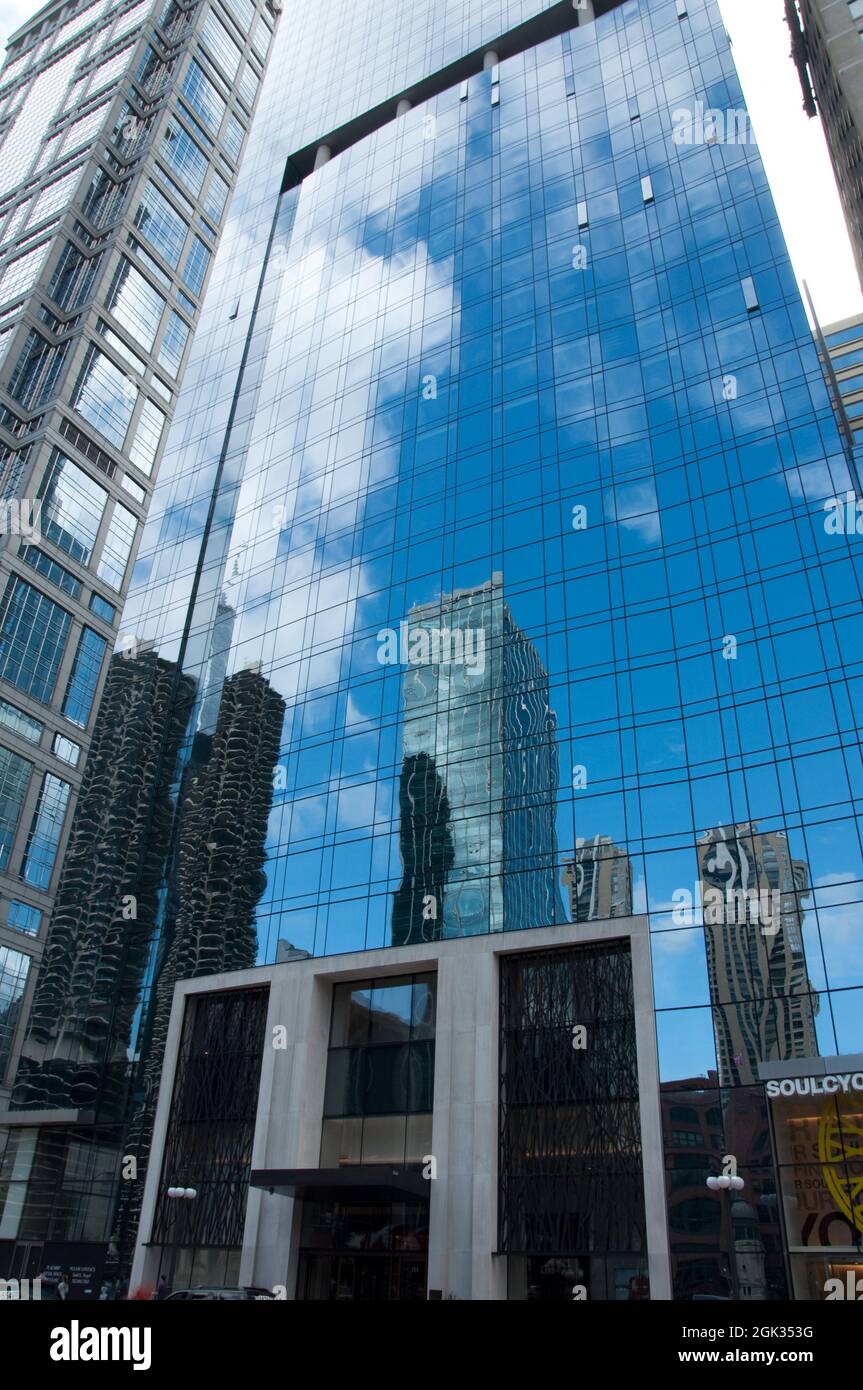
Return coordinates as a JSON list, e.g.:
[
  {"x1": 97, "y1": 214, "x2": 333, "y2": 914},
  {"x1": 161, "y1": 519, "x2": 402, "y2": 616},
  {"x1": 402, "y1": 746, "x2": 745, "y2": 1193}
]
[{"x1": 818, "y1": 1095, "x2": 863, "y2": 1236}]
